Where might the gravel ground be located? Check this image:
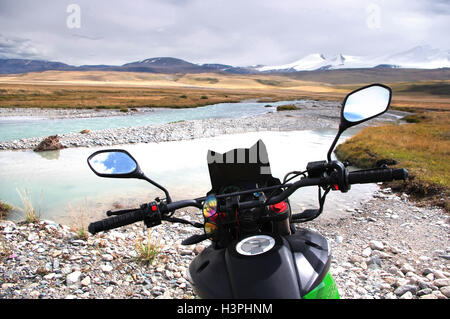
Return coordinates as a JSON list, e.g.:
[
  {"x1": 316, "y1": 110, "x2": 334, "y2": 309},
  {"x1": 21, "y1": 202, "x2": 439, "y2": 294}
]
[
  {"x1": 1, "y1": 188, "x2": 448, "y2": 299},
  {"x1": 2, "y1": 102, "x2": 445, "y2": 299}
]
